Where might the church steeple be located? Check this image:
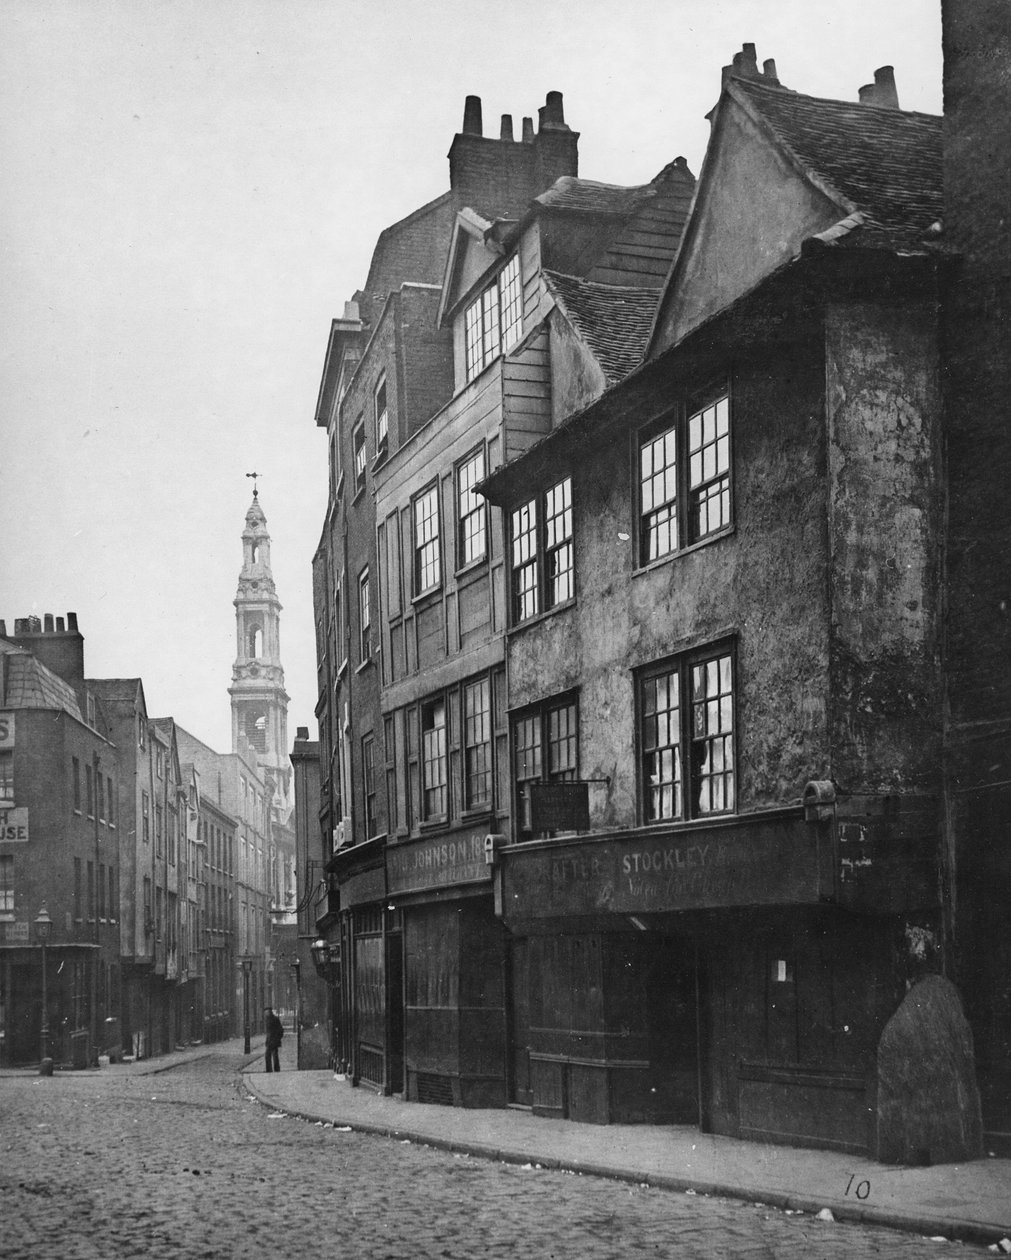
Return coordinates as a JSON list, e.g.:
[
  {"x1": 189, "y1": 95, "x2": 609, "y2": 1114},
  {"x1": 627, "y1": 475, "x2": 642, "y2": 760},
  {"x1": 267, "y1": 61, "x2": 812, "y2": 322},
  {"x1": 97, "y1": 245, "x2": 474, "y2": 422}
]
[{"x1": 229, "y1": 489, "x2": 291, "y2": 818}]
